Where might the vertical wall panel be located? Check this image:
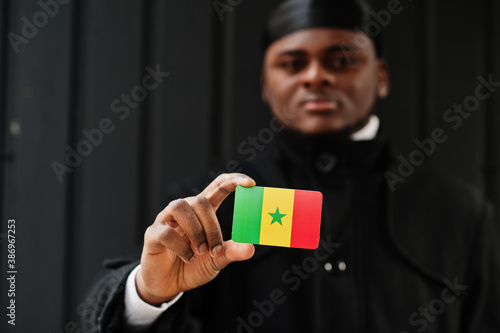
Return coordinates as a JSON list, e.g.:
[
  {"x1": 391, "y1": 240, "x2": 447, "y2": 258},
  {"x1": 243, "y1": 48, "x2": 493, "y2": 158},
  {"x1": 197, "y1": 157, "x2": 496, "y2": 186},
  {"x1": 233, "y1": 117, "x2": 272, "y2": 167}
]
[
  {"x1": 141, "y1": 0, "x2": 214, "y2": 232},
  {"x1": 0, "y1": 6, "x2": 10, "y2": 333},
  {"x1": 373, "y1": 0, "x2": 426, "y2": 156},
  {"x1": 227, "y1": 1, "x2": 281, "y2": 162},
  {"x1": 429, "y1": 0, "x2": 486, "y2": 187},
  {"x1": 0, "y1": 0, "x2": 9, "y2": 224},
  {"x1": 485, "y1": 0, "x2": 500, "y2": 216},
  {"x1": 1, "y1": 0, "x2": 74, "y2": 331},
  {"x1": 68, "y1": 0, "x2": 146, "y2": 324}
]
